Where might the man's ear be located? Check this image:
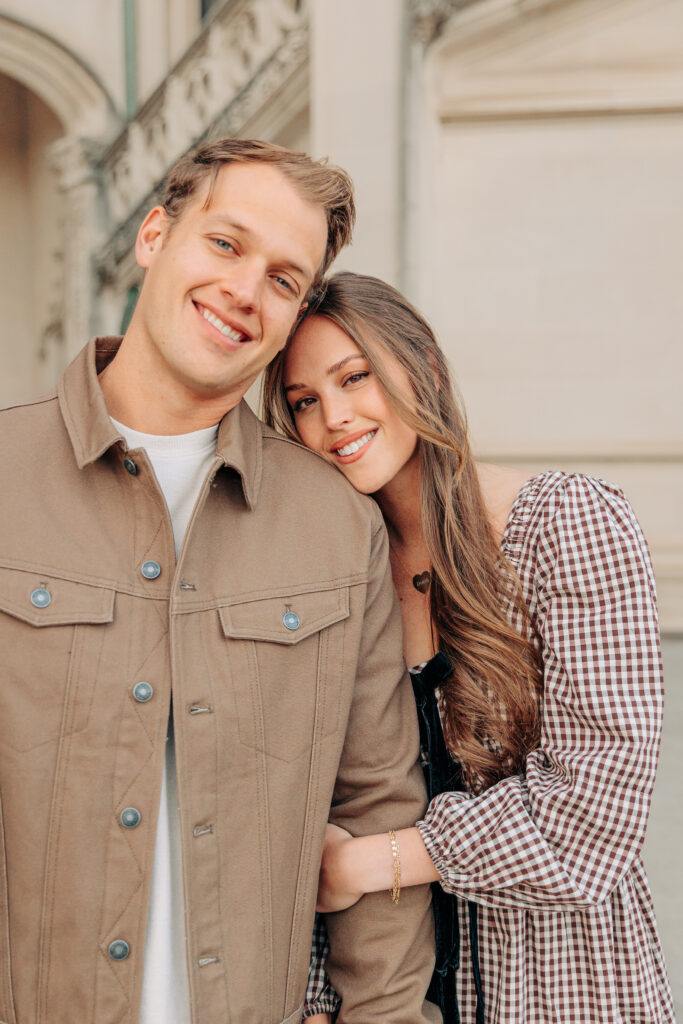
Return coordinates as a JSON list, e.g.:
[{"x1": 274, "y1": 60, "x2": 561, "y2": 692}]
[
  {"x1": 298, "y1": 300, "x2": 309, "y2": 317},
  {"x1": 135, "y1": 206, "x2": 167, "y2": 269}
]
